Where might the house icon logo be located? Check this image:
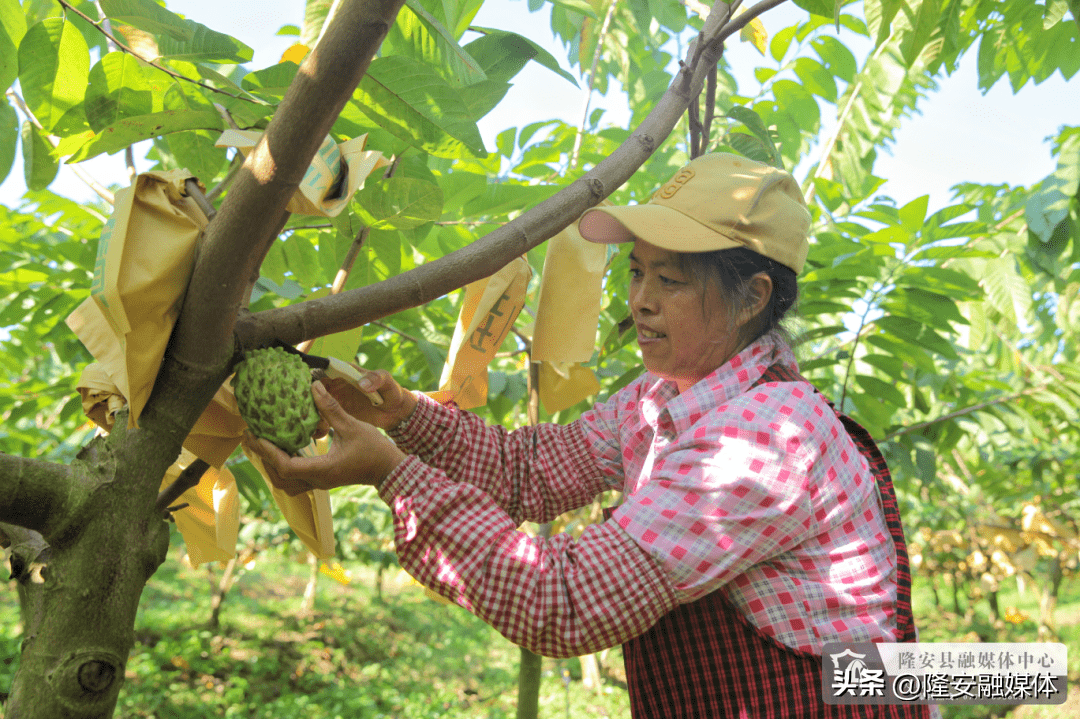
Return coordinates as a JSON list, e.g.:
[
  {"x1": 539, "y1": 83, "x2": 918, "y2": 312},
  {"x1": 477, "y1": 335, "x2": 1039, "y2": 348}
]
[{"x1": 829, "y1": 647, "x2": 885, "y2": 698}]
